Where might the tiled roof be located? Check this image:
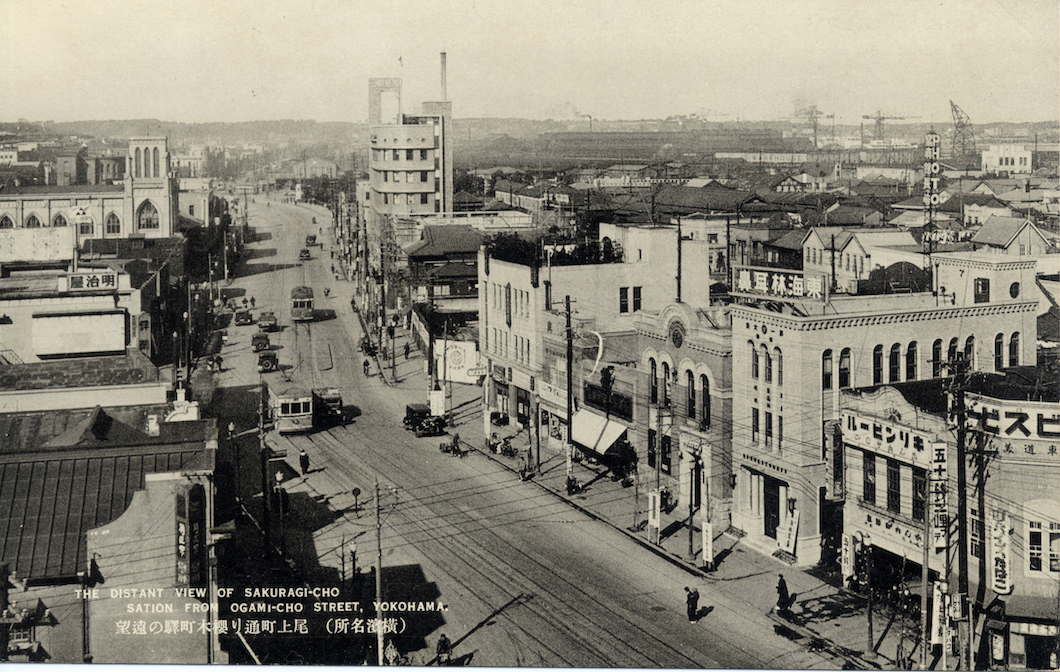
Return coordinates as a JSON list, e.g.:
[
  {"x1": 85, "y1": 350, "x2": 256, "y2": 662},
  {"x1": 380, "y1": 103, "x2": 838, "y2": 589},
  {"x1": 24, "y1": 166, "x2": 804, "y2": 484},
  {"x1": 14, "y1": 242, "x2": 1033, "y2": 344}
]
[
  {"x1": 769, "y1": 229, "x2": 809, "y2": 250},
  {"x1": 0, "y1": 350, "x2": 159, "y2": 392},
  {"x1": 405, "y1": 225, "x2": 484, "y2": 258},
  {"x1": 654, "y1": 185, "x2": 754, "y2": 213},
  {"x1": 0, "y1": 406, "x2": 214, "y2": 580},
  {"x1": 971, "y1": 216, "x2": 1033, "y2": 247}
]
